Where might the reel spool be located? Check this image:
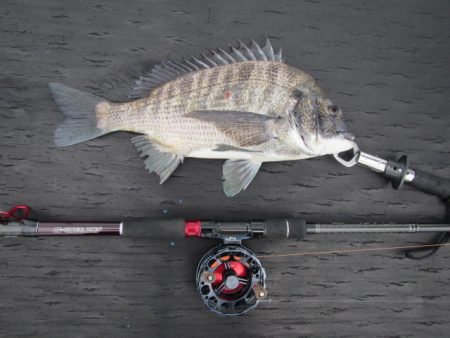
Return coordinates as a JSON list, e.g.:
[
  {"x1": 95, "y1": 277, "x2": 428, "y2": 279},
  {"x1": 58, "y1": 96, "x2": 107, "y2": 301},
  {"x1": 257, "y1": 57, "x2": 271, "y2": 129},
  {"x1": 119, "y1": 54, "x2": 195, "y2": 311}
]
[{"x1": 196, "y1": 244, "x2": 267, "y2": 316}]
